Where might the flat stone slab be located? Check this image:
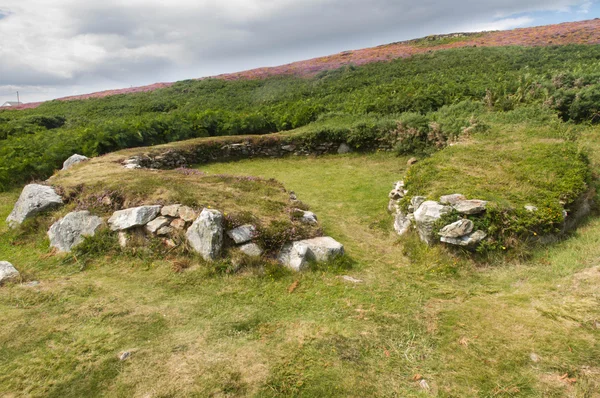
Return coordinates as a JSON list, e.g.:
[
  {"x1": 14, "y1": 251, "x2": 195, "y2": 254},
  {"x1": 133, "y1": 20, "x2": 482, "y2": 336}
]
[
  {"x1": 186, "y1": 209, "x2": 224, "y2": 261},
  {"x1": 62, "y1": 154, "x2": 89, "y2": 170},
  {"x1": 453, "y1": 200, "x2": 487, "y2": 215},
  {"x1": 438, "y1": 219, "x2": 474, "y2": 238},
  {"x1": 440, "y1": 194, "x2": 466, "y2": 205},
  {"x1": 295, "y1": 210, "x2": 318, "y2": 225},
  {"x1": 0, "y1": 261, "x2": 19, "y2": 284},
  {"x1": 108, "y1": 206, "x2": 162, "y2": 231},
  {"x1": 441, "y1": 230, "x2": 487, "y2": 247},
  {"x1": 48, "y1": 211, "x2": 103, "y2": 252},
  {"x1": 227, "y1": 224, "x2": 256, "y2": 244},
  {"x1": 278, "y1": 236, "x2": 344, "y2": 271},
  {"x1": 239, "y1": 243, "x2": 263, "y2": 257},
  {"x1": 7, "y1": 184, "x2": 64, "y2": 228},
  {"x1": 145, "y1": 216, "x2": 171, "y2": 234}
]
